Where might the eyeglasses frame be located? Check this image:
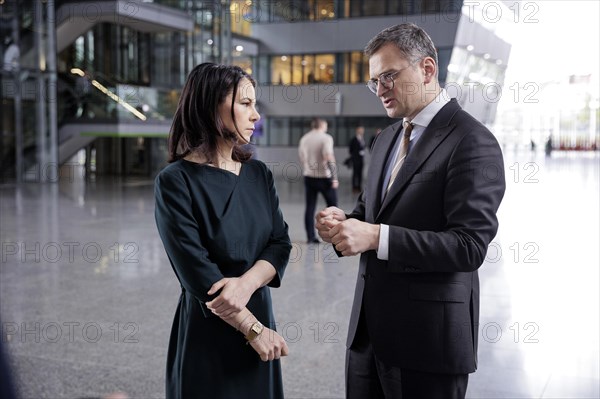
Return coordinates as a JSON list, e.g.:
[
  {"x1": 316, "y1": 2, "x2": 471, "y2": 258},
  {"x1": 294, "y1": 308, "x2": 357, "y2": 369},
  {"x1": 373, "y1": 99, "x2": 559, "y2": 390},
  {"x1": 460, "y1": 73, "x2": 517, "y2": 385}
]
[{"x1": 366, "y1": 59, "x2": 421, "y2": 94}]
